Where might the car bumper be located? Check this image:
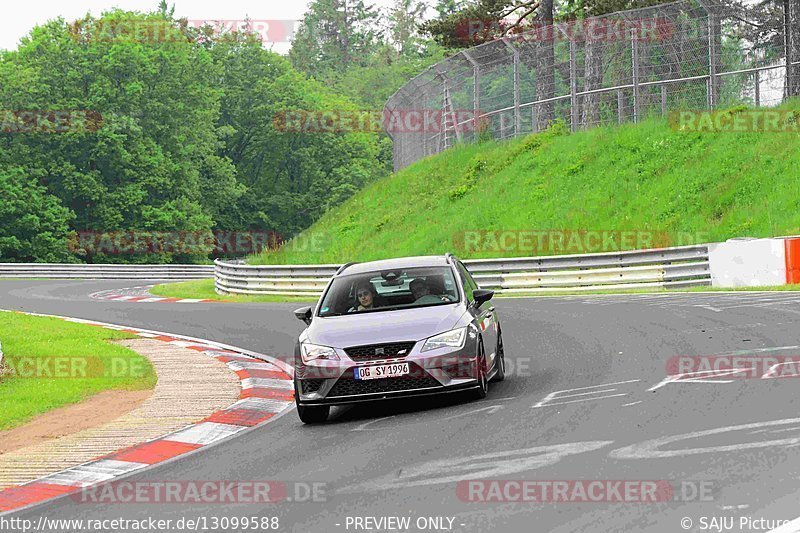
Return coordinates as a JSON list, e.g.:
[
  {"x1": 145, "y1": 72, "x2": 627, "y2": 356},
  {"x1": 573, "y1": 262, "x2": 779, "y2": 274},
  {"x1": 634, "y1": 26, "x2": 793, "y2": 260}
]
[
  {"x1": 296, "y1": 380, "x2": 480, "y2": 406},
  {"x1": 294, "y1": 343, "x2": 481, "y2": 407}
]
